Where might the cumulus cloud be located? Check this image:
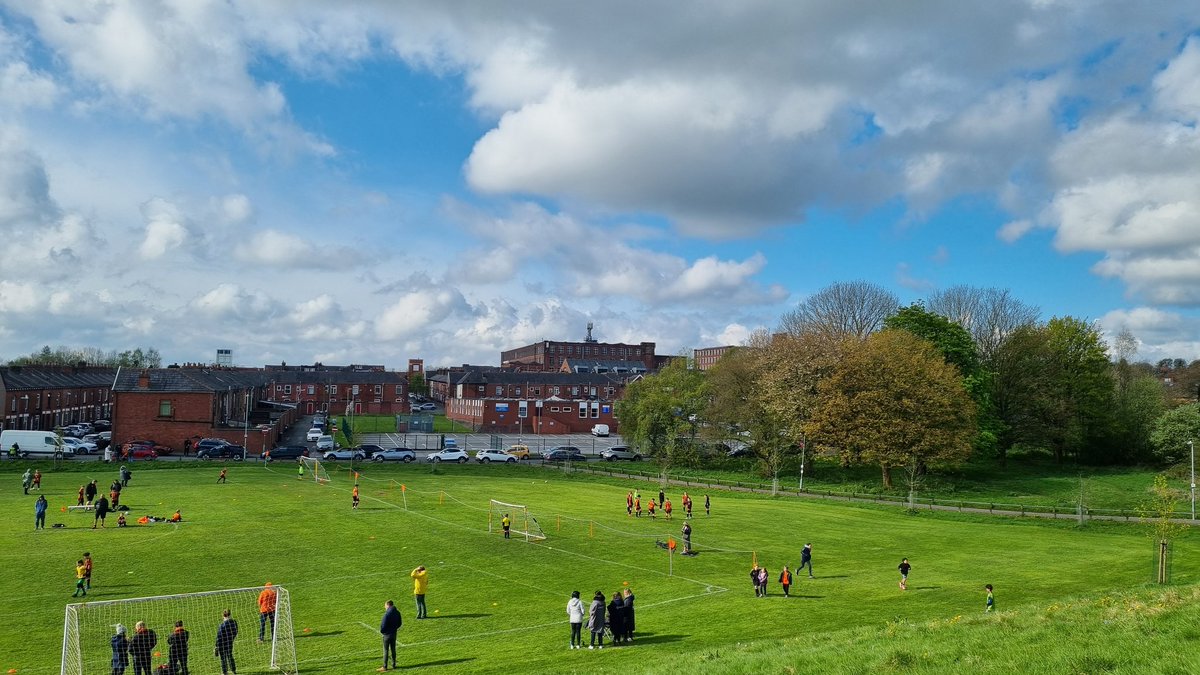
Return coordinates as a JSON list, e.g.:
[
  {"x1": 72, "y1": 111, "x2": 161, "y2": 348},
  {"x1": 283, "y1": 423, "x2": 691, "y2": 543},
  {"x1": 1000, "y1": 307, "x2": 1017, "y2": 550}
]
[{"x1": 1098, "y1": 307, "x2": 1200, "y2": 364}]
